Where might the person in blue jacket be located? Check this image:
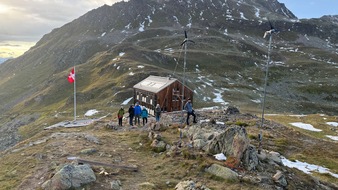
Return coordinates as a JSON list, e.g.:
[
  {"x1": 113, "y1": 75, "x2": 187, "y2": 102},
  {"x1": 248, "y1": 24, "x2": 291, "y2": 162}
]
[
  {"x1": 141, "y1": 106, "x2": 148, "y2": 126},
  {"x1": 184, "y1": 98, "x2": 197, "y2": 125},
  {"x1": 134, "y1": 102, "x2": 142, "y2": 125}
]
